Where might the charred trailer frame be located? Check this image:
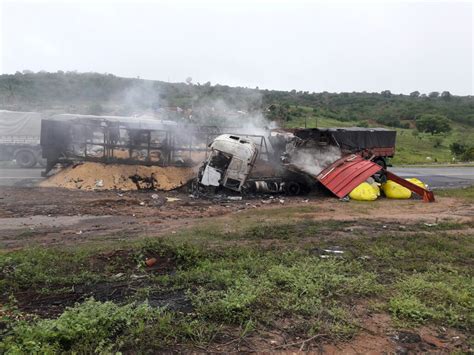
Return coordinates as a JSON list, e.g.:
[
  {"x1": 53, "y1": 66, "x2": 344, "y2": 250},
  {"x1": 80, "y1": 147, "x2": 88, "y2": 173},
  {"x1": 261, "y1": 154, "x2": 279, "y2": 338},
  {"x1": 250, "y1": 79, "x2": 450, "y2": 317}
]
[{"x1": 40, "y1": 114, "x2": 226, "y2": 174}]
